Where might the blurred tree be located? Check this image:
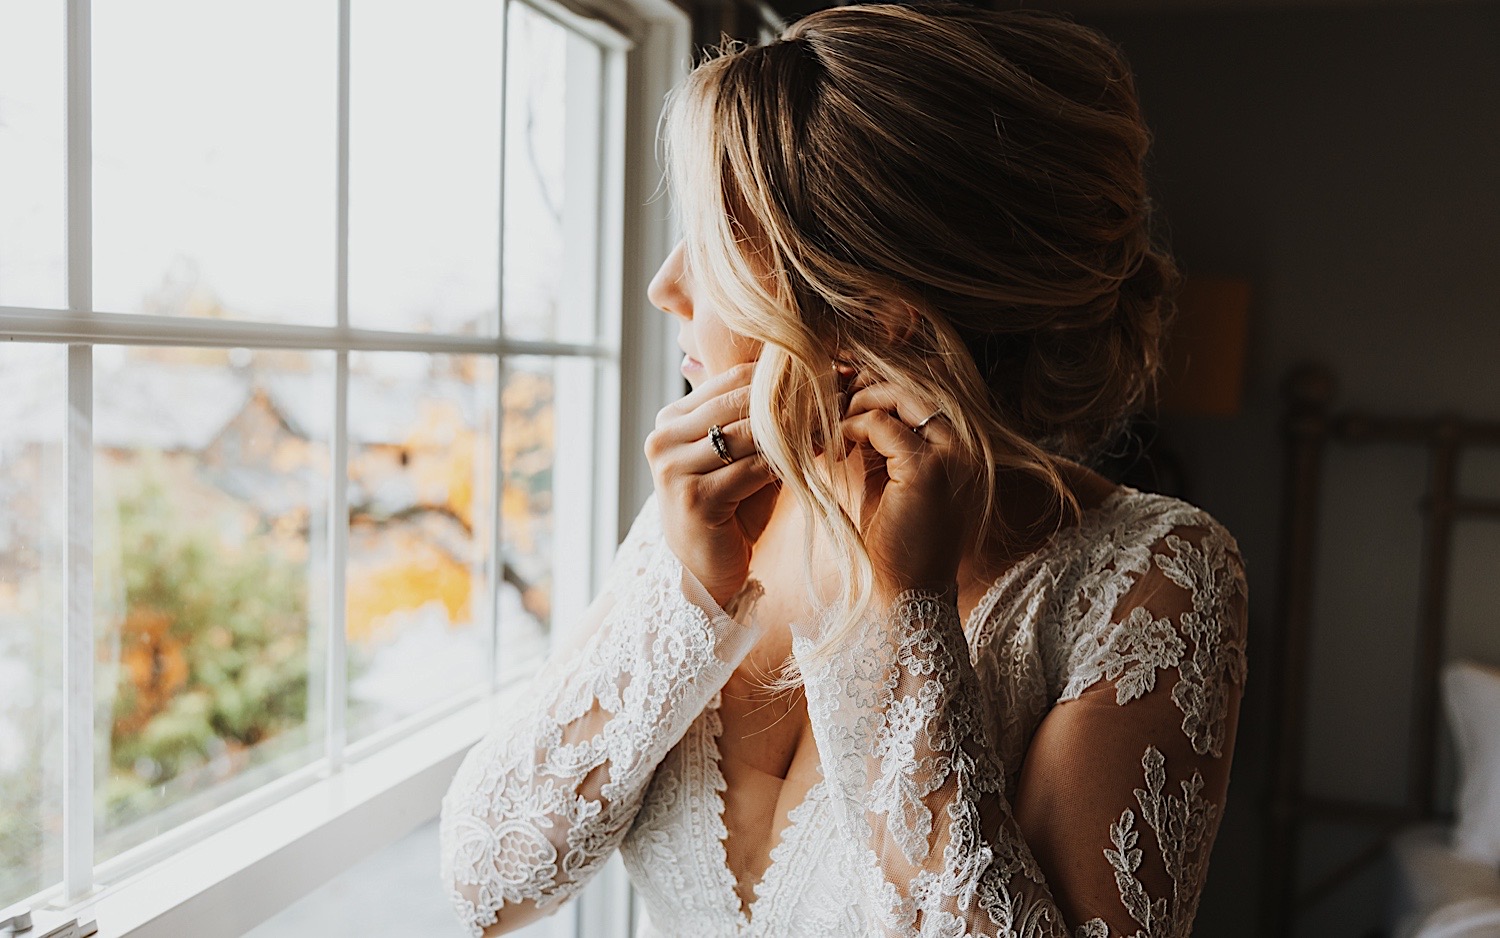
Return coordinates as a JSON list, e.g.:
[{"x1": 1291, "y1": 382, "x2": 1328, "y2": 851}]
[{"x1": 103, "y1": 459, "x2": 314, "y2": 827}]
